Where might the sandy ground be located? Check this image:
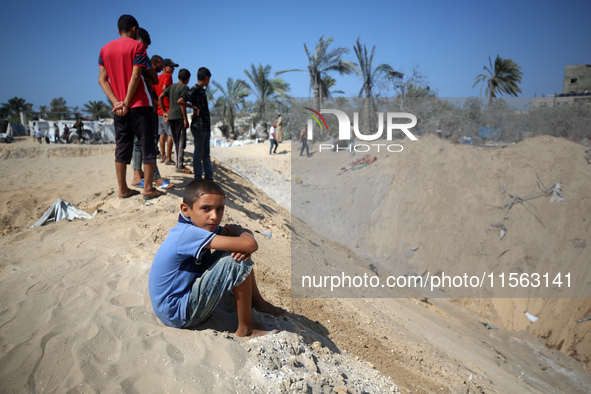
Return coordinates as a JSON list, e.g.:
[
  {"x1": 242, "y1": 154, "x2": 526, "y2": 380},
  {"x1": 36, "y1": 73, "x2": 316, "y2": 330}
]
[{"x1": 0, "y1": 136, "x2": 589, "y2": 393}]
